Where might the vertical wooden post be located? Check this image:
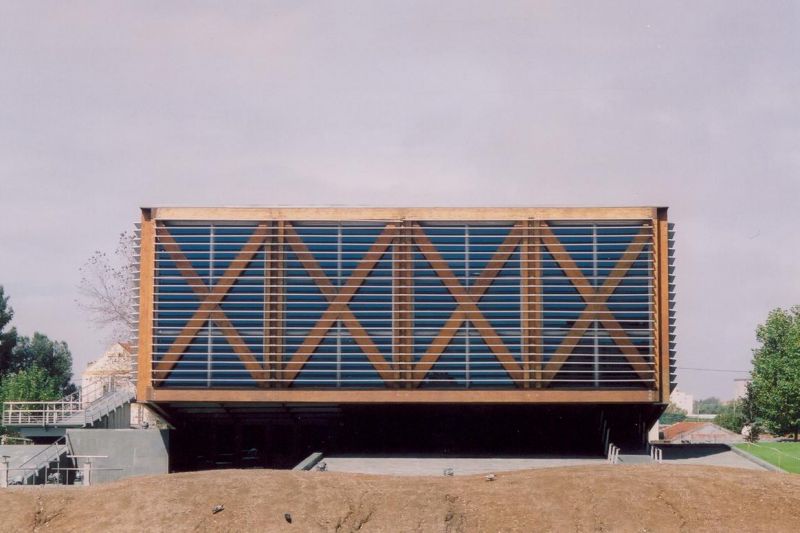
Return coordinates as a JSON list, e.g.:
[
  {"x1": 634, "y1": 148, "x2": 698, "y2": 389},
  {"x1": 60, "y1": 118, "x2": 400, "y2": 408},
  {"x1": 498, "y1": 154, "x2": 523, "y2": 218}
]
[
  {"x1": 137, "y1": 210, "x2": 155, "y2": 401},
  {"x1": 264, "y1": 222, "x2": 275, "y2": 387},
  {"x1": 267, "y1": 221, "x2": 286, "y2": 388},
  {"x1": 521, "y1": 220, "x2": 532, "y2": 389},
  {"x1": 652, "y1": 216, "x2": 661, "y2": 398},
  {"x1": 393, "y1": 221, "x2": 412, "y2": 388},
  {"x1": 532, "y1": 220, "x2": 544, "y2": 388},
  {"x1": 656, "y1": 208, "x2": 671, "y2": 403}
]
